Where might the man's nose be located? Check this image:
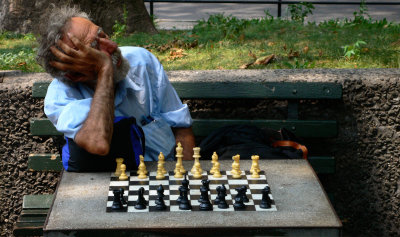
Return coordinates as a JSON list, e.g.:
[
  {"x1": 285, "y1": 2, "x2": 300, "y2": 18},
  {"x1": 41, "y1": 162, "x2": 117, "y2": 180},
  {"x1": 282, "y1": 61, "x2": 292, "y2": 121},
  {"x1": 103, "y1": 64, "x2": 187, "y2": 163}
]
[{"x1": 98, "y1": 38, "x2": 118, "y2": 56}]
